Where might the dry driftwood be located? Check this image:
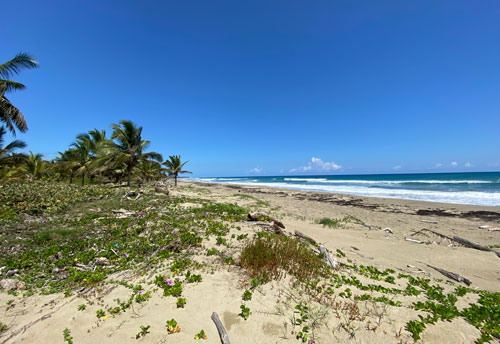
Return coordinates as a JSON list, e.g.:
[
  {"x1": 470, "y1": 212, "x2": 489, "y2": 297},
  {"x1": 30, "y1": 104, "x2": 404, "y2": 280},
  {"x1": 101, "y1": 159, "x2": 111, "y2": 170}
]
[
  {"x1": 421, "y1": 219, "x2": 438, "y2": 224},
  {"x1": 211, "y1": 312, "x2": 231, "y2": 344},
  {"x1": 154, "y1": 186, "x2": 169, "y2": 195},
  {"x1": 247, "y1": 212, "x2": 285, "y2": 228},
  {"x1": 294, "y1": 230, "x2": 317, "y2": 244},
  {"x1": 453, "y1": 236, "x2": 500, "y2": 258},
  {"x1": 319, "y1": 246, "x2": 338, "y2": 269},
  {"x1": 405, "y1": 237, "x2": 422, "y2": 244},
  {"x1": 424, "y1": 264, "x2": 472, "y2": 286}
]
